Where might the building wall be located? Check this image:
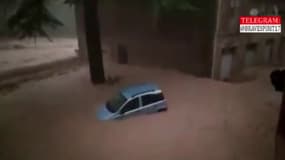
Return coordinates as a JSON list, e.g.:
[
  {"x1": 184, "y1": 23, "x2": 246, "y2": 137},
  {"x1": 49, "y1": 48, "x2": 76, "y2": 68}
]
[
  {"x1": 212, "y1": 0, "x2": 283, "y2": 80},
  {"x1": 280, "y1": 37, "x2": 285, "y2": 64},
  {"x1": 277, "y1": 2, "x2": 285, "y2": 65},
  {"x1": 99, "y1": 0, "x2": 217, "y2": 77}
]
